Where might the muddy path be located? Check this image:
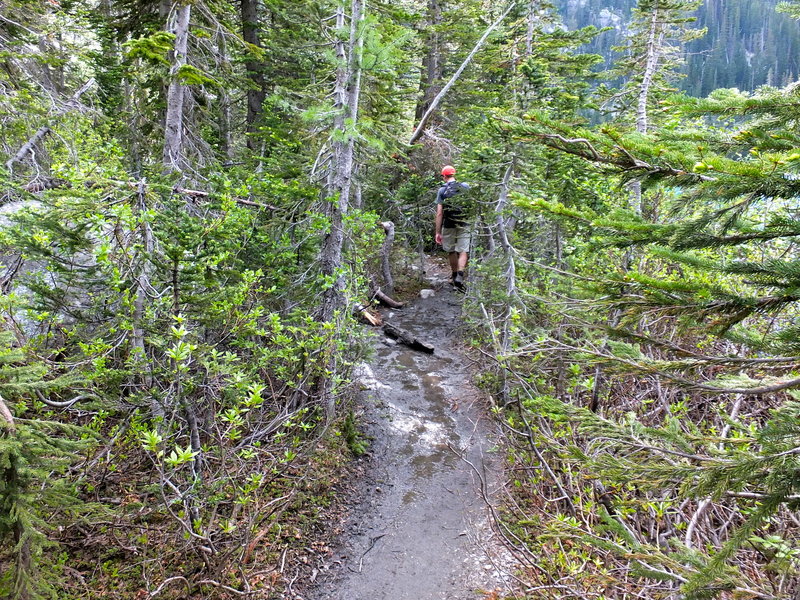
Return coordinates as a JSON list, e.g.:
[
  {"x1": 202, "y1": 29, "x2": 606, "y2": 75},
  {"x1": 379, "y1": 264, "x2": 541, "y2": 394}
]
[{"x1": 308, "y1": 261, "x2": 511, "y2": 600}]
